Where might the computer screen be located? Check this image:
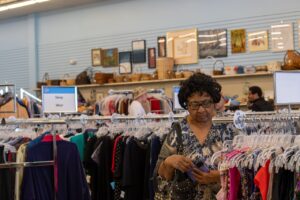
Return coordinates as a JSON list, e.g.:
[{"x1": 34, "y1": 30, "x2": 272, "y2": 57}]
[
  {"x1": 274, "y1": 71, "x2": 300, "y2": 105},
  {"x1": 173, "y1": 86, "x2": 184, "y2": 111}
]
